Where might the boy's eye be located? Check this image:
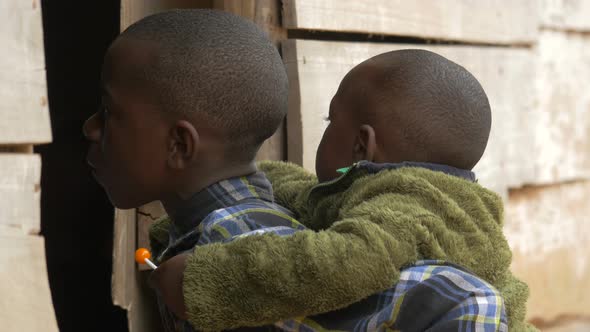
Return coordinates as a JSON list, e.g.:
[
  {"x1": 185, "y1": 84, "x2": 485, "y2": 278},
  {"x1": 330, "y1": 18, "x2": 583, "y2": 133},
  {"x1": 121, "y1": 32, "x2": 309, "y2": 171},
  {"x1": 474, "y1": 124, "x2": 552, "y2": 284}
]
[
  {"x1": 323, "y1": 116, "x2": 331, "y2": 123},
  {"x1": 96, "y1": 105, "x2": 110, "y2": 125}
]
